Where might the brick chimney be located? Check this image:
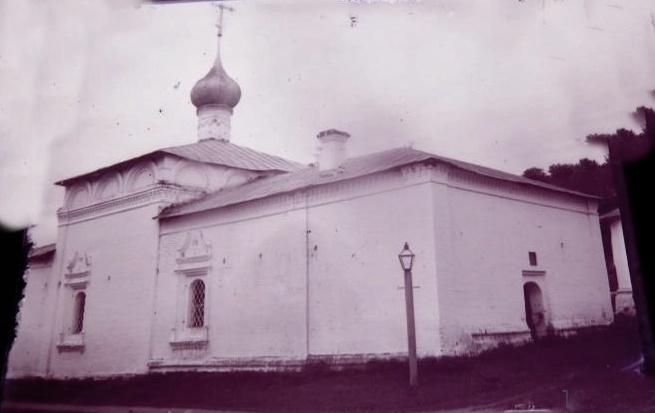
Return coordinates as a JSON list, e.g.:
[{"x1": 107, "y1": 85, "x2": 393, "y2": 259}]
[{"x1": 316, "y1": 129, "x2": 350, "y2": 171}]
